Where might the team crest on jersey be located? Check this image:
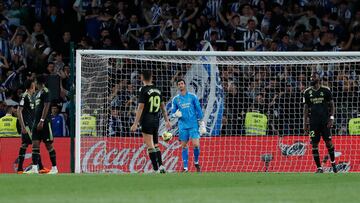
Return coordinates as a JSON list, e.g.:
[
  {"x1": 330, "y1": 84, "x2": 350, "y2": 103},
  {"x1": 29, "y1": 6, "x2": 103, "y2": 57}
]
[{"x1": 320, "y1": 92, "x2": 324, "y2": 96}]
